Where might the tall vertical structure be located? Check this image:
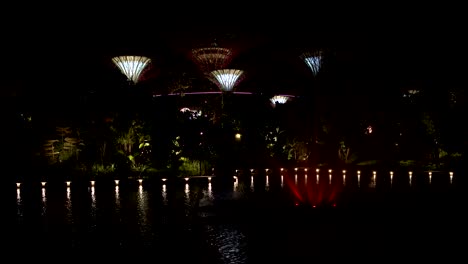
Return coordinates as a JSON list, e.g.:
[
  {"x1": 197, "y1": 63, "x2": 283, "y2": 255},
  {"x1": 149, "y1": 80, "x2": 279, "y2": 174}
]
[
  {"x1": 209, "y1": 69, "x2": 245, "y2": 127},
  {"x1": 111, "y1": 56, "x2": 151, "y2": 84},
  {"x1": 300, "y1": 49, "x2": 325, "y2": 167}
]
